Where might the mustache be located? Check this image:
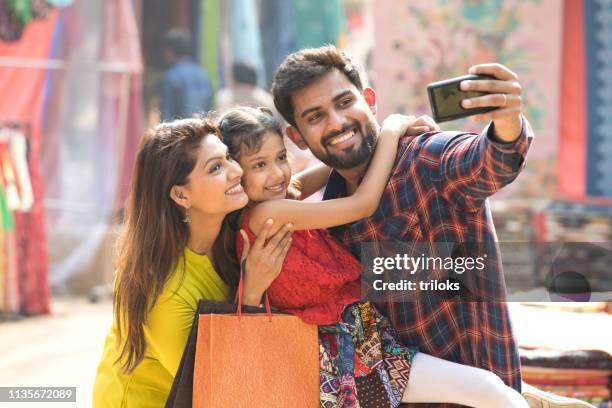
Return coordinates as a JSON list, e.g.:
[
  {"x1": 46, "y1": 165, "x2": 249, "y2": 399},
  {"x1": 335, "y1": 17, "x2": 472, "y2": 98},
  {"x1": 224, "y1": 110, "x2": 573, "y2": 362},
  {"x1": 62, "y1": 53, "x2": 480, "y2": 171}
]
[{"x1": 322, "y1": 122, "x2": 359, "y2": 146}]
